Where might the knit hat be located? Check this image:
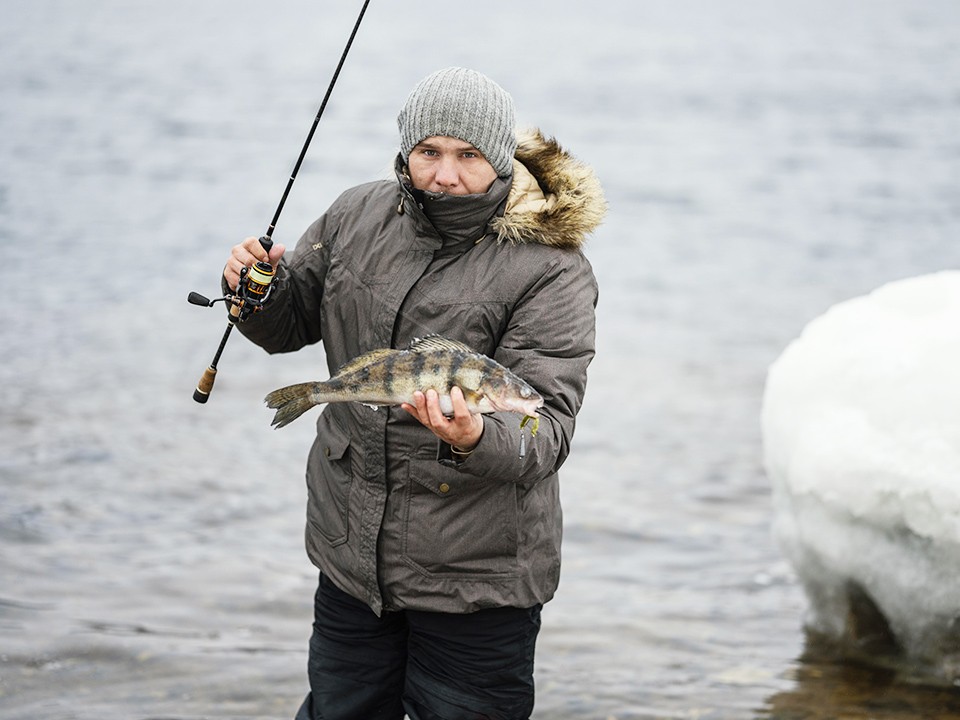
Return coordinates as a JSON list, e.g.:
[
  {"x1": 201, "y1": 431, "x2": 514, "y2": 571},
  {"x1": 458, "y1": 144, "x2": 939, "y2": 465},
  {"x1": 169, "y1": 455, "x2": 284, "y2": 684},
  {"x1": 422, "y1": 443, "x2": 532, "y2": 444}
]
[{"x1": 398, "y1": 67, "x2": 517, "y2": 178}]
